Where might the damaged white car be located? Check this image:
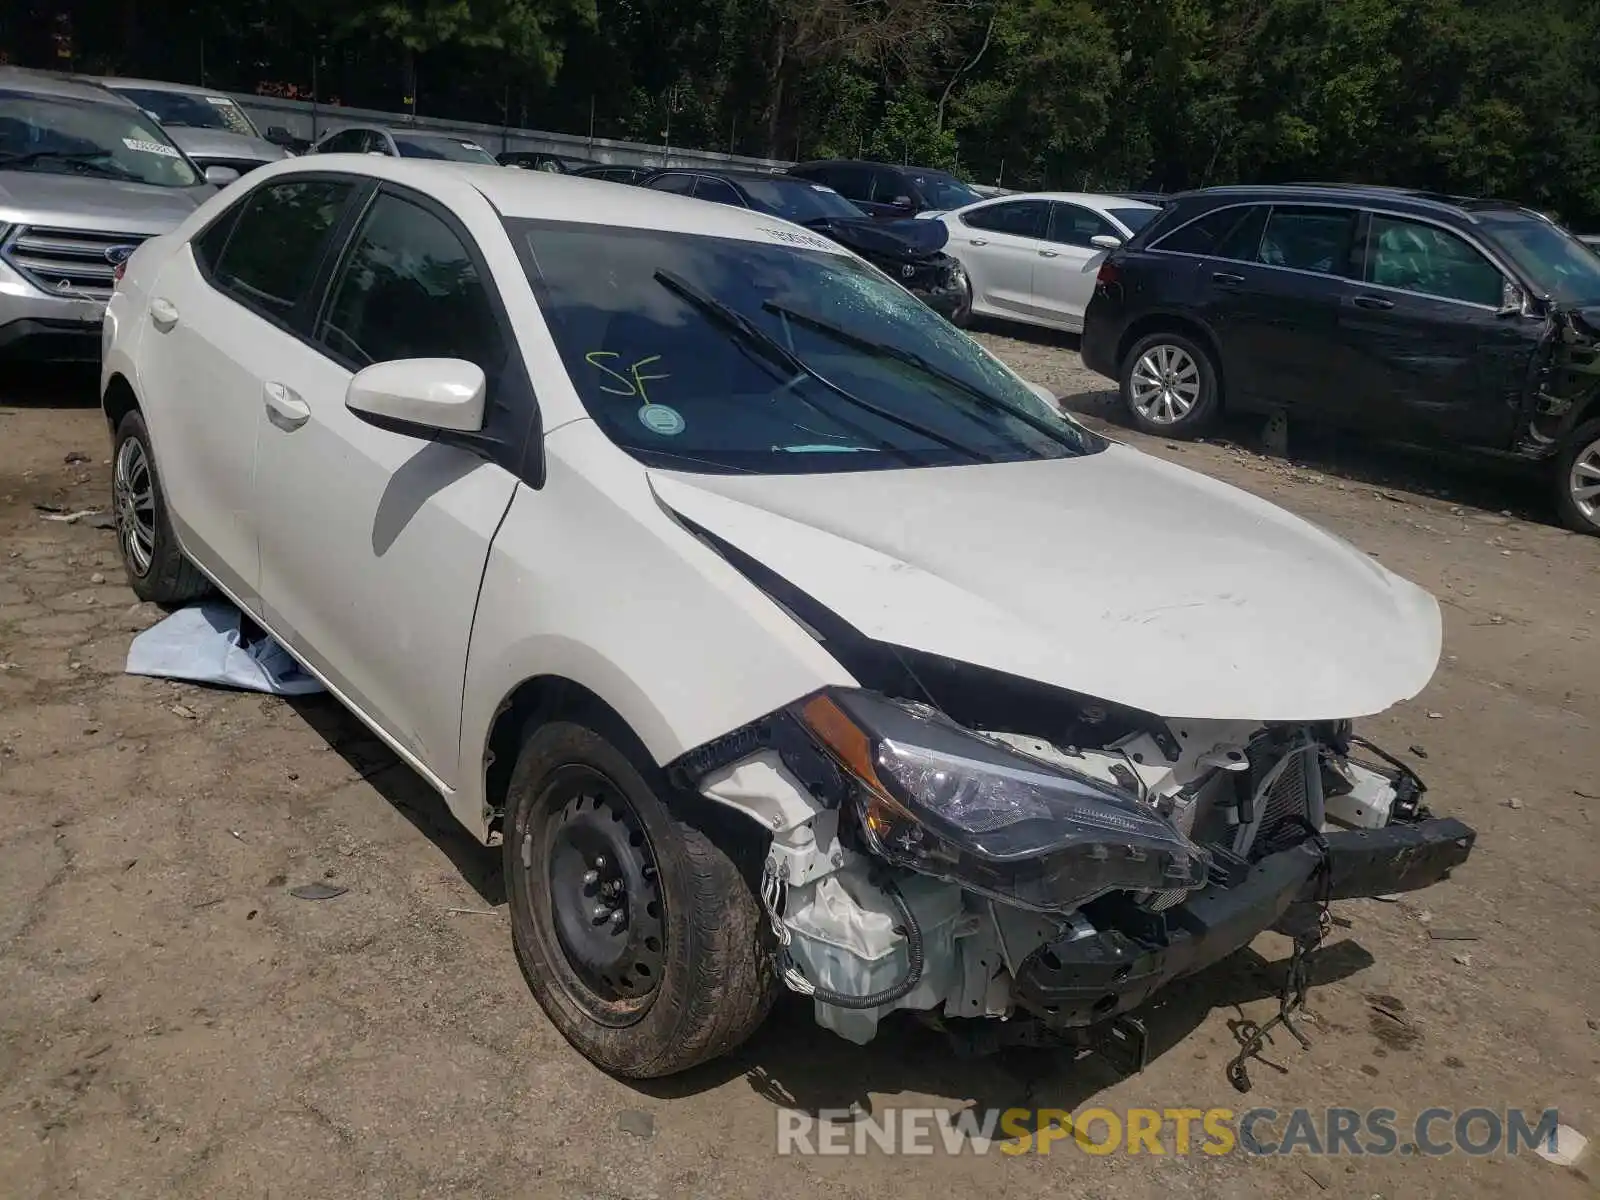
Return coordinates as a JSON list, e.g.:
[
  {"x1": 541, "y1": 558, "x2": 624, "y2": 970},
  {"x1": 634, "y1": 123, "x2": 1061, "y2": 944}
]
[{"x1": 101, "y1": 156, "x2": 1476, "y2": 1080}]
